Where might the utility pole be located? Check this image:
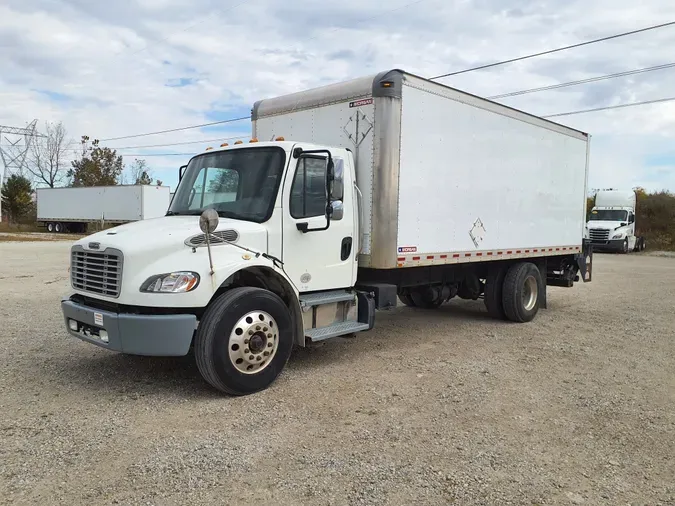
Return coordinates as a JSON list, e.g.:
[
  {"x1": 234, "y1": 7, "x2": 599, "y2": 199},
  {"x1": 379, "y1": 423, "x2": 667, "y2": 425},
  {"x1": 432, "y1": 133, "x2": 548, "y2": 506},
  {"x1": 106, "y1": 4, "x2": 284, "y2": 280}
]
[{"x1": 0, "y1": 120, "x2": 44, "y2": 221}]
